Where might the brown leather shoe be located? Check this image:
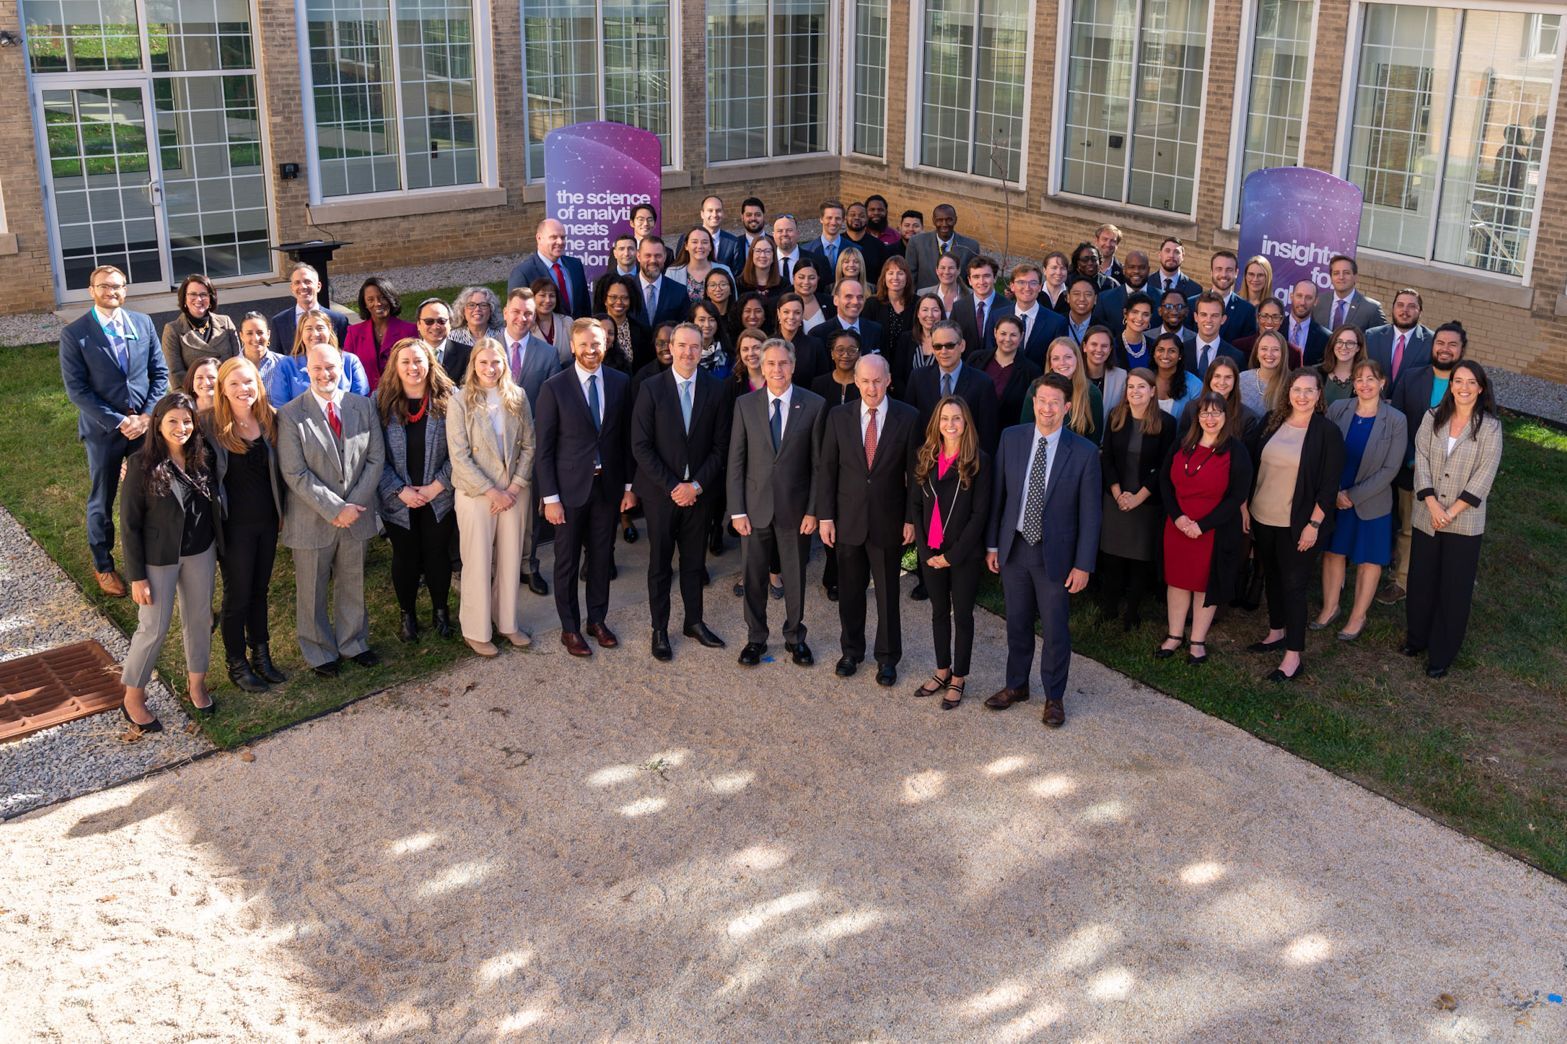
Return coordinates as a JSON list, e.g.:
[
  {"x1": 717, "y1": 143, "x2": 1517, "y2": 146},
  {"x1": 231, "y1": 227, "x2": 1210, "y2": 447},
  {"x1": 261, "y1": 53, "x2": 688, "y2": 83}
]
[
  {"x1": 561, "y1": 631, "x2": 593, "y2": 657},
  {"x1": 1042, "y1": 698, "x2": 1066, "y2": 728},
  {"x1": 586, "y1": 621, "x2": 619, "y2": 648},
  {"x1": 984, "y1": 686, "x2": 1030, "y2": 710},
  {"x1": 95, "y1": 569, "x2": 127, "y2": 597}
]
